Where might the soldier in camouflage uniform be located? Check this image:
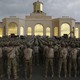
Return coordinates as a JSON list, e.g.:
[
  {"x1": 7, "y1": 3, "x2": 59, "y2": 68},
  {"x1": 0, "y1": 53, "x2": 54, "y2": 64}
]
[
  {"x1": 68, "y1": 43, "x2": 78, "y2": 77},
  {"x1": 33, "y1": 43, "x2": 40, "y2": 66},
  {"x1": 0, "y1": 44, "x2": 3, "y2": 79},
  {"x1": 44, "y1": 43, "x2": 54, "y2": 78},
  {"x1": 24, "y1": 44, "x2": 33, "y2": 79},
  {"x1": 54, "y1": 43, "x2": 61, "y2": 74},
  {"x1": 58, "y1": 43, "x2": 68, "y2": 78},
  {"x1": 77, "y1": 43, "x2": 80, "y2": 75},
  {"x1": 2, "y1": 42, "x2": 9, "y2": 78},
  {"x1": 6, "y1": 43, "x2": 18, "y2": 80},
  {"x1": 43, "y1": 43, "x2": 48, "y2": 65}
]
